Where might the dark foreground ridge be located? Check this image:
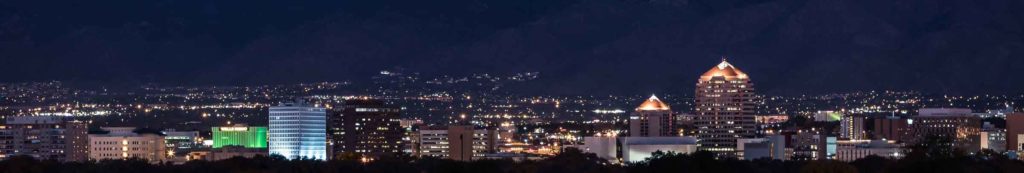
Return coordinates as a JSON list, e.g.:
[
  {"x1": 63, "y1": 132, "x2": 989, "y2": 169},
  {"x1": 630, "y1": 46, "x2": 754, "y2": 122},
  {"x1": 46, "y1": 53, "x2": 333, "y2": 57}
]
[{"x1": 2, "y1": 148, "x2": 1022, "y2": 173}]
